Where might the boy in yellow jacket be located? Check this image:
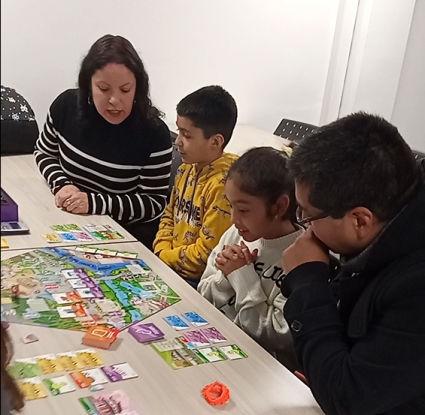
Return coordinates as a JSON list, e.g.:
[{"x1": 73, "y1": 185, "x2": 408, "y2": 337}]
[{"x1": 153, "y1": 86, "x2": 238, "y2": 287}]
